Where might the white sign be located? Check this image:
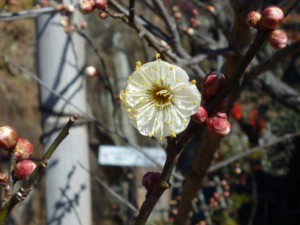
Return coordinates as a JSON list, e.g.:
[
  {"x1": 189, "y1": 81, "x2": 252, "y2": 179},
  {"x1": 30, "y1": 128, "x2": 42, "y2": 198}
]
[{"x1": 98, "y1": 145, "x2": 166, "y2": 167}]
